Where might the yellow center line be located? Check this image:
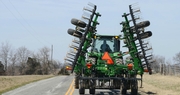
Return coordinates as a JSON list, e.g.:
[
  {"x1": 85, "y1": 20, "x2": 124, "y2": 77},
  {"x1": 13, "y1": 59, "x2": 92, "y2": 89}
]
[
  {"x1": 69, "y1": 84, "x2": 75, "y2": 95},
  {"x1": 65, "y1": 79, "x2": 74, "y2": 95}
]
